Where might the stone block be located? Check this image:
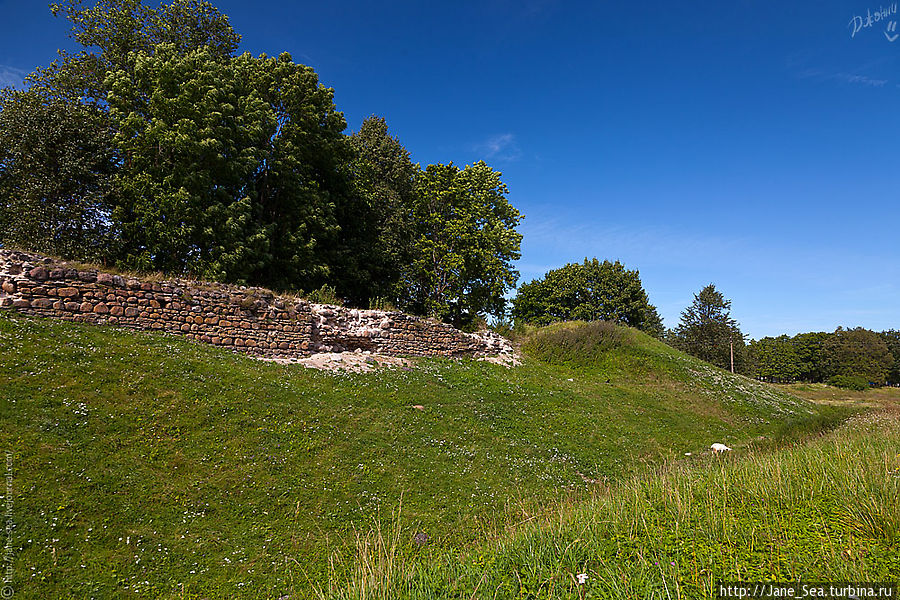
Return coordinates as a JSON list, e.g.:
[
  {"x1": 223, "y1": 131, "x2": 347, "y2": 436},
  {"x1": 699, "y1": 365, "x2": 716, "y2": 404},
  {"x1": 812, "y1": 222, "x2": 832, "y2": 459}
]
[
  {"x1": 31, "y1": 298, "x2": 54, "y2": 309},
  {"x1": 28, "y1": 266, "x2": 49, "y2": 281}
]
